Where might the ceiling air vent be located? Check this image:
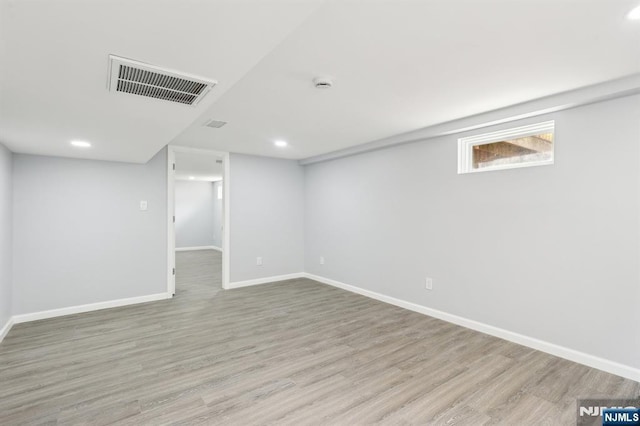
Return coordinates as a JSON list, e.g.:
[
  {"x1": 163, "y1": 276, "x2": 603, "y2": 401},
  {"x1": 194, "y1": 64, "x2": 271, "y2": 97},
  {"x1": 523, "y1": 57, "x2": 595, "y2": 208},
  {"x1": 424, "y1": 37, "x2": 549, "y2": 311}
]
[
  {"x1": 108, "y1": 55, "x2": 216, "y2": 106},
  {"x1": 205, "y1": 119, "x2": 227, "y2": 129}
]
